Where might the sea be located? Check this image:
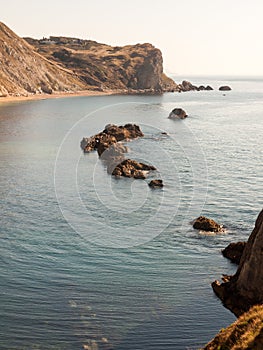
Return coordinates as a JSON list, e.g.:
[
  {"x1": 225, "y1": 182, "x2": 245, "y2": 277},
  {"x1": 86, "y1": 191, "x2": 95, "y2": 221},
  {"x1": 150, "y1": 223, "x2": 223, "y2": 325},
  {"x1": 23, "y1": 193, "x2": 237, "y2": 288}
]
[{"x1": 0, "y1": 76, "x2": 262, "y2": 350}]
